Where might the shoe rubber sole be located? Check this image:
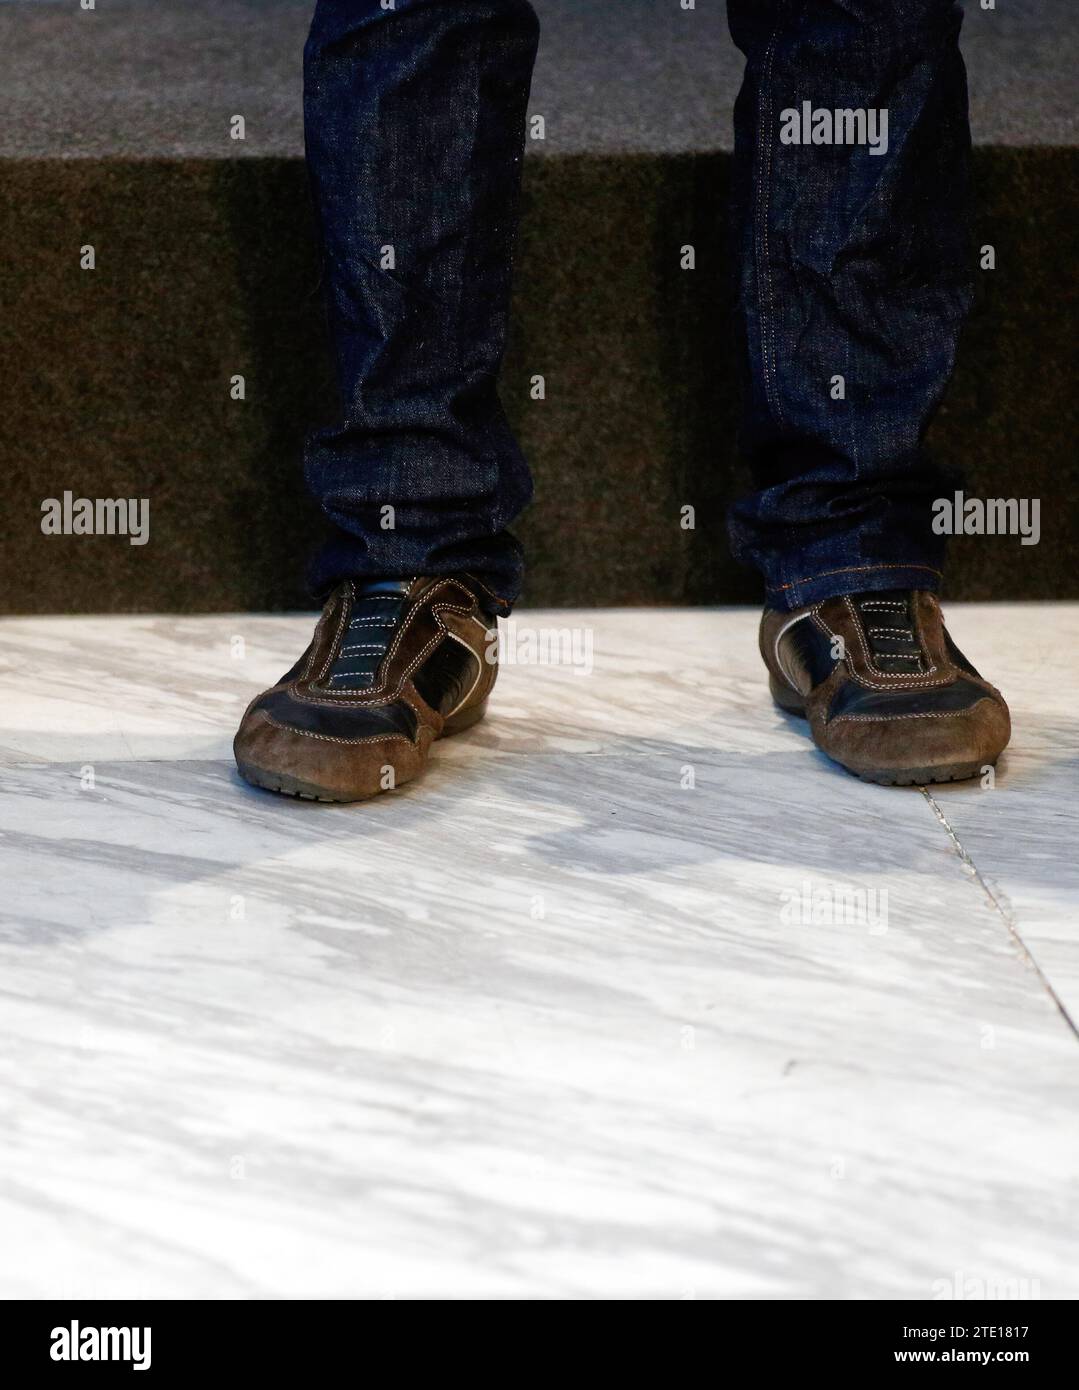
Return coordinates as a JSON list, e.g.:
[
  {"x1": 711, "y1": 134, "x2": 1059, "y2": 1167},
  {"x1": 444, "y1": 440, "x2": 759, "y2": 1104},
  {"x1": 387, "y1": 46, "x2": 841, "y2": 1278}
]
[
  {"x1": 235, "y1": 698, "x2": 488, "y2": 804},
  {"x1": 768, "y1": 674, "x2": 991, "y2": 787}
]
